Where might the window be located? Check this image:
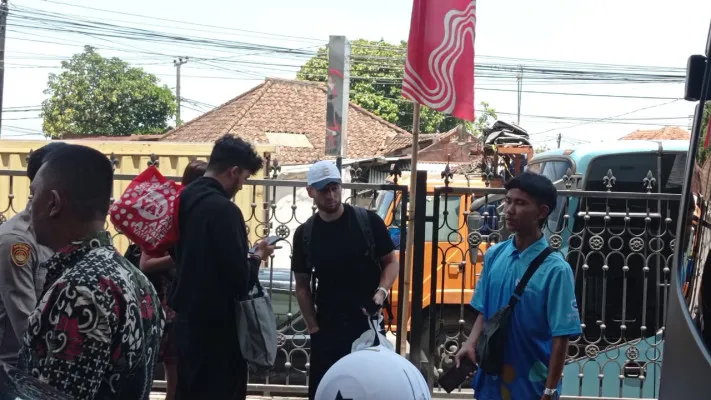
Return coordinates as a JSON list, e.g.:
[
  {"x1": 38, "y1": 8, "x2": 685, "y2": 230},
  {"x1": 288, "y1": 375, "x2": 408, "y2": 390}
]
[
  {"x1": 375, "y1": 190, "x2": 395, "y2": 220},
  {"x1": 424, "y1": 195, "x2": 462, "y2": 243},
  {"x1": 527, "y1": 159, "x2": 572, "y2": 182},
  {"x1": 526, "y1": 159, "x2": 573, "y2": 231},
  {"x1": 374, "y1": 191, "x2": 461, "y2": 243},
  {"x1": 585, "y1": 152, "x2": 687, "y2": 194}
]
